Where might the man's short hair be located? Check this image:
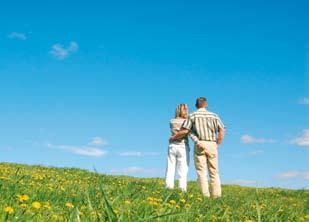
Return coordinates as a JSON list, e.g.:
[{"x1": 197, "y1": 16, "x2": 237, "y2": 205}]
[{"x1": 195, "y1": 97, "x2": 207, "y2": 108}]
